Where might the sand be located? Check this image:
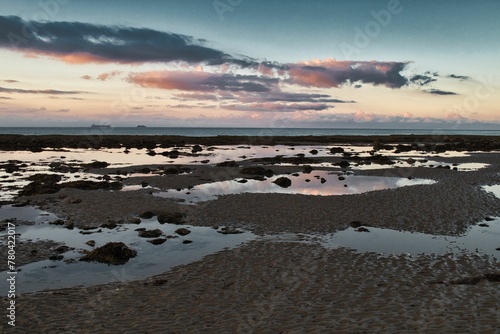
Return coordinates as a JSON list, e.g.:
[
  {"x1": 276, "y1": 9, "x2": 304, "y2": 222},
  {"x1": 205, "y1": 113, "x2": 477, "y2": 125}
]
[{"x1": 1, "y1": 136, "x2": 499, "y2": 333}]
